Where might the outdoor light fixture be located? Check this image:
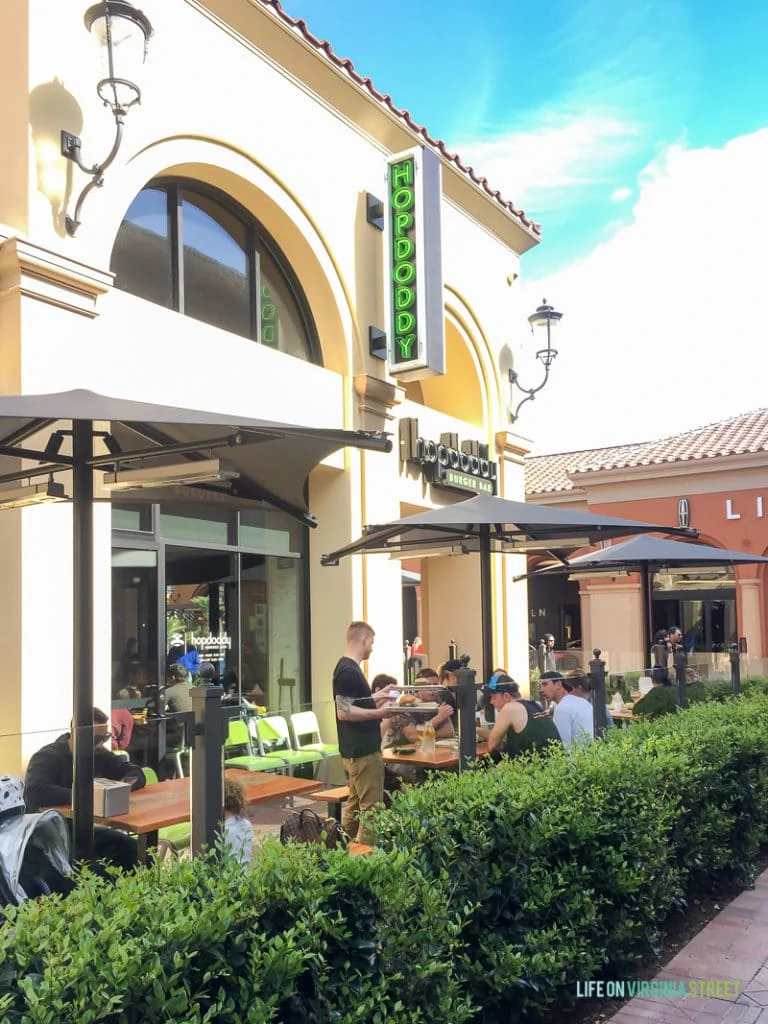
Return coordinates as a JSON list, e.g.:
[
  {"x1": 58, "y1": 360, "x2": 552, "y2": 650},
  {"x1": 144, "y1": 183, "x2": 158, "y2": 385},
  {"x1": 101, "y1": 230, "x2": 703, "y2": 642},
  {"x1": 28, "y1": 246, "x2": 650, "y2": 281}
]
[
  {"x1": 0, "y1": 480, "x2": 69, "y2": 510},
  {"x1": 61, "y1": 1, "x2": 153, "y2": 236},
  {"x1": 508, "y1": 298, "x2": 563, "y2": 423},
  {"x1": 102, "y1": 458, "x2": 239, "y2": 491}
]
